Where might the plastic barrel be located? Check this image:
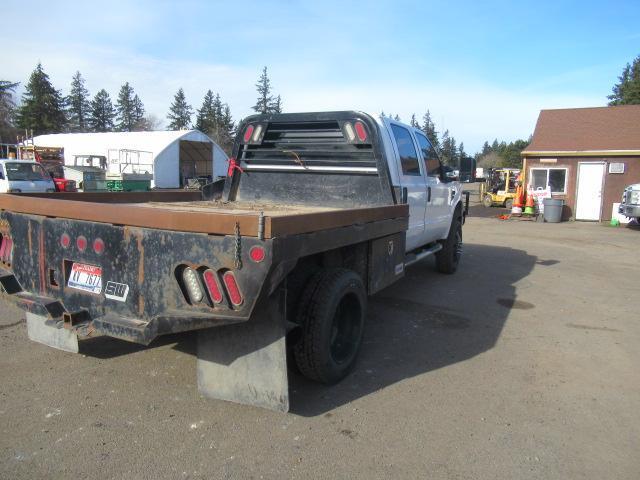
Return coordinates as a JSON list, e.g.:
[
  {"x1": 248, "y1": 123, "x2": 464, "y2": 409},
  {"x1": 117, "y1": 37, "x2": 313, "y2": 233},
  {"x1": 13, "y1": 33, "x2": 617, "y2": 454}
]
[{"x1": 543, "y1": 198, "x2": 564, "y2": 223}]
